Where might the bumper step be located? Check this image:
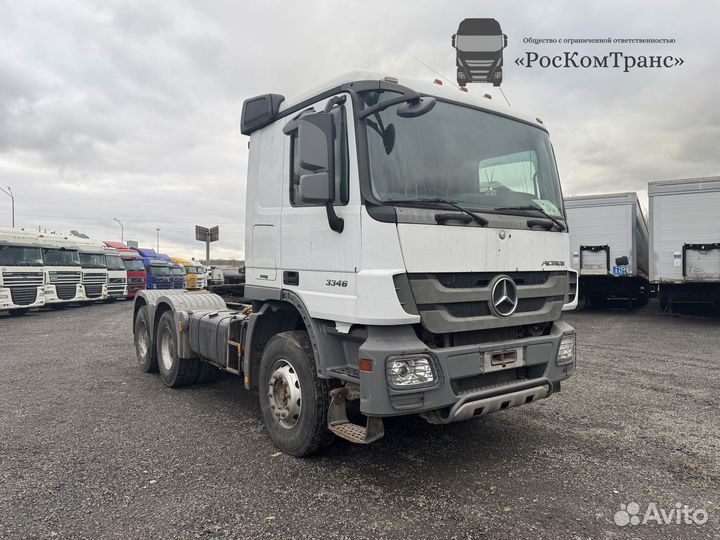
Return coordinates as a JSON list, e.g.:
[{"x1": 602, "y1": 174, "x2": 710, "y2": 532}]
[{"x1": 328, "y1": 387, "x2": 384, "y2": 444}]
